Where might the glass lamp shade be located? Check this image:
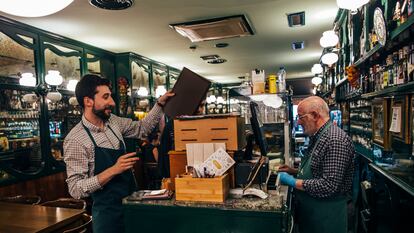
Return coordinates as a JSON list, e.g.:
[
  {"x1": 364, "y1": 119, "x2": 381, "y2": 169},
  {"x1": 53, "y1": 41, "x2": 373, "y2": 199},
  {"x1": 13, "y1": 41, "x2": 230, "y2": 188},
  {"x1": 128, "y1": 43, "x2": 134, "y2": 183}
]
[
  {"x1": 337, "y1": 0, "x2": 369, "y2": 12},
  {"x1": 68, "y1": 96, "x2": 78, "y2": 106},
  {"x1": 263, "y1": 95, "x2": 283, "y2": 108},
  {"x1": 67, "y1": 79, "x2": 78, "y2": 92},
  {"x1": 19, "y1": 72, "x2": 36, "y2": 87},
  {"x1": 207, "y1": 95, "x2": 217, "y2": 104},
  {"x1": 311, "y1": 76, "x2": 323, "y2": 85},
  {"x1": 137, "y1": 87, "x2": 149, "y2": 96},
  {"x1": 45, "y1": 70, "x2": 63, "y2": 86},
  {"x1": 250, "y1": 94, "x2": 267, "y2": 102},
  {"x1": 155, "y1": 85, "x2": 167, "y2": 98},
  {"x1": 311, "y1": 64, "x2": 323, "y2": 74},
  {"x1": 319, "y1": 30, "x2": 339, "y2": 48},
  {"x1": 321, "y1": 52, "x2": 339, "y2": 65},
  {"x1": 22, "y1": 93, "x2": 38, "y2": 103},
  {"x1": 0, "y1": 0, "x2": 74, "y2": 17},
  {"x1": 46, "y1": 91, "x2": 62, "y2": 102},
  {"x1": 216, "y1": 96, "x2": 225, "y2": 104}
]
